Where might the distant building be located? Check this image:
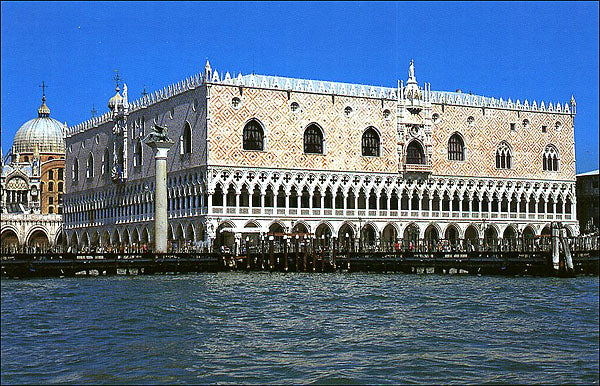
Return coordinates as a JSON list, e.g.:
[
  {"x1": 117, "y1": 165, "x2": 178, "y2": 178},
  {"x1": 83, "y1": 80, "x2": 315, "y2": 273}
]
[
  {"x1": 0, "y1": 93, "x2": 66, "y2": 251},
  {"x1": 576, "y1": 169, "x2": 599, "y2": 234},
  {"x1": 64, "y1": 60, "x2": 578, "y2": 251}
]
